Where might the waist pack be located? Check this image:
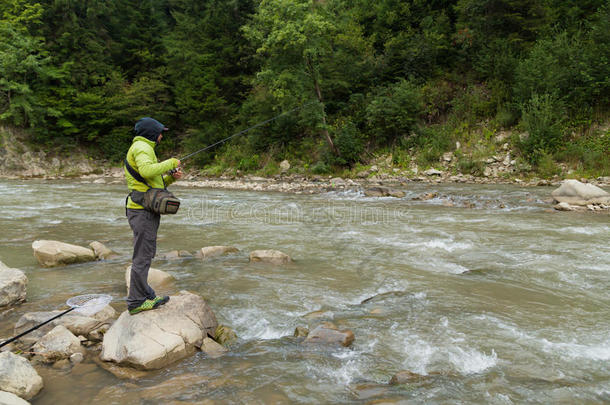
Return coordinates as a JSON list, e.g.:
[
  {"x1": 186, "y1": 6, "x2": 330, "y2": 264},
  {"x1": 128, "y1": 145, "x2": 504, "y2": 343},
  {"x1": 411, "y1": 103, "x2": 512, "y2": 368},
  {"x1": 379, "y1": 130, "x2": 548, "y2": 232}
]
[{"x1": 124, "y1": 158, "x2": 180, "y2": 215}]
